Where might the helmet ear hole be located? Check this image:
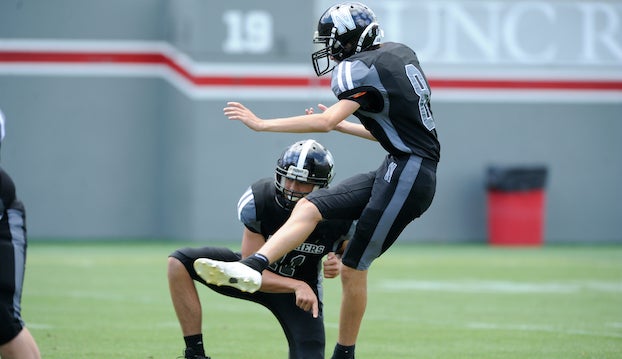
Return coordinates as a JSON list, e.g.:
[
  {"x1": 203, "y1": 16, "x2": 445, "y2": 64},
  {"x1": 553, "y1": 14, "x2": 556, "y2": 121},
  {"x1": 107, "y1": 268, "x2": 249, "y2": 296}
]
[{"x1": 355, "y1": 22, "x2": 382, "y2": 54}]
